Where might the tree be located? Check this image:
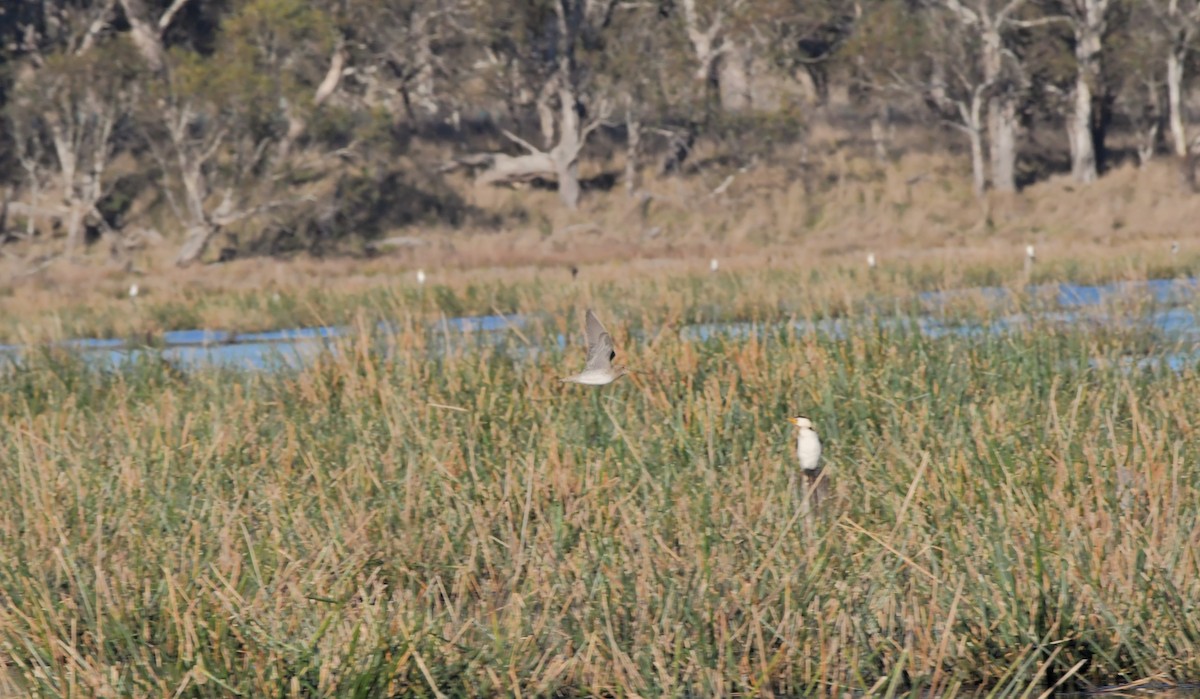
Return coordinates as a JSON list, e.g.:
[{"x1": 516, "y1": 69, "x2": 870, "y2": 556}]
[
  {"x1": 129, "y1": 0, "x2": 334, "y2": 265},
  {"x1": 464, "y1": 0, "x2": 621, "y2": 209},
  {"x1": 1058, "y1": 0, "x2": 1115, "y2": 182},
  {"x1": 6, "y1": 41, "x2": 141, "y2": 252},
  {"x1": 937, "y1": 0, "x2": 1053, "y2": 193},
  {"x1": 1, "y1": 0, "x2": 147, "y2": 251},
  {"x1": 853, "y1": 0, "x2": 1000, "y2": 195},
  {"x1": 764, "y1": 0, "x2": 860, "y2": 107},
  {"x1": 1142, "y1": 0, "x2": 1200, "y2": 156}
]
